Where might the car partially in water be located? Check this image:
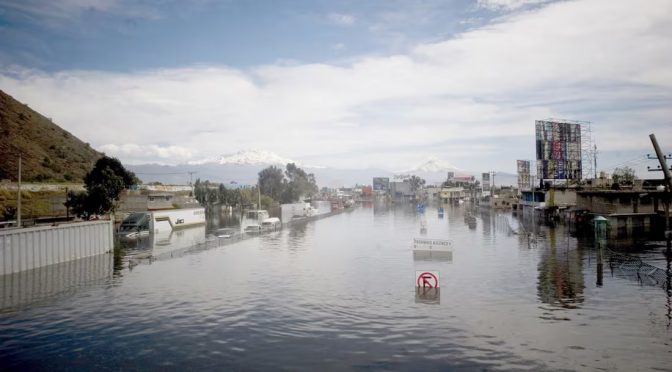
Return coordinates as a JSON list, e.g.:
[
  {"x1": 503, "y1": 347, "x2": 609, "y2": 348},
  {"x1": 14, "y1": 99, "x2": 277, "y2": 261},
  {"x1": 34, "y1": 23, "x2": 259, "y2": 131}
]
[
  {"x1": 117, "y1": 212, "x2": 151, "y2": 239},
  {"x1": 261, "y1": 217, "x2": 281, "y2": 230},
  {"x1": 212, "y1": 227, "x2": 239, "y2": 238}
]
